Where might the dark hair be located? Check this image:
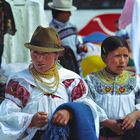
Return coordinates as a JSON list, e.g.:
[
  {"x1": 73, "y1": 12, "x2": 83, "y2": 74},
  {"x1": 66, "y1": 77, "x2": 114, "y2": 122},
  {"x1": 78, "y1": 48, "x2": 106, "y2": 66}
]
[{"x1": 101, "y1": 36, "x2": 129, "y2": 59}]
